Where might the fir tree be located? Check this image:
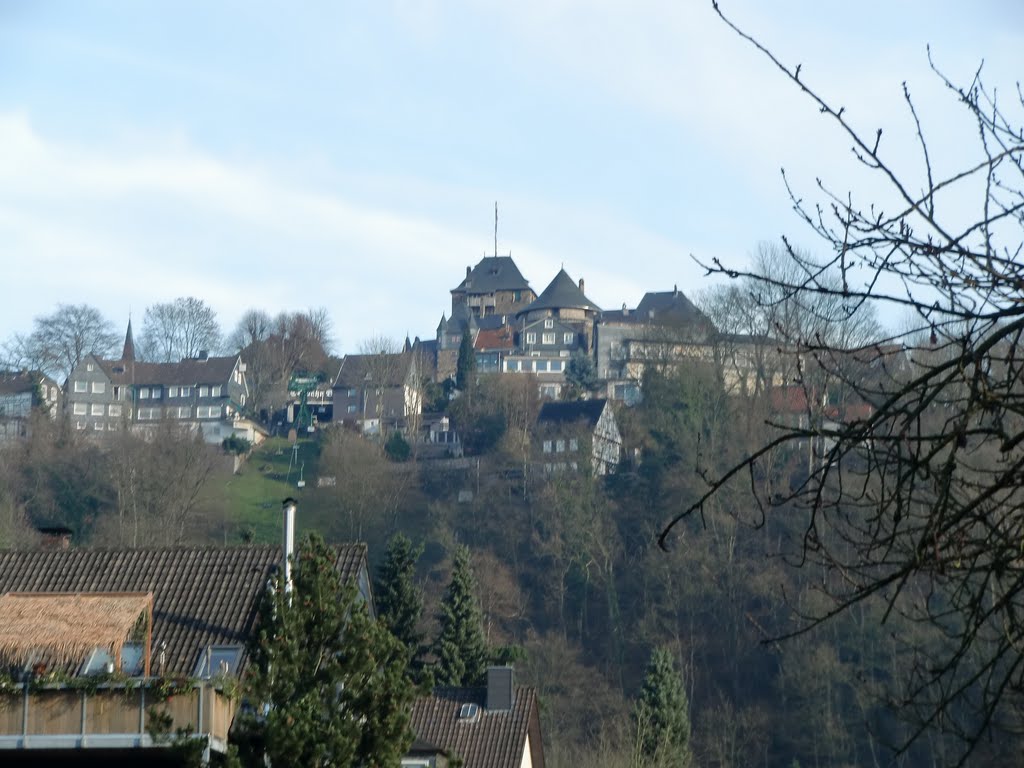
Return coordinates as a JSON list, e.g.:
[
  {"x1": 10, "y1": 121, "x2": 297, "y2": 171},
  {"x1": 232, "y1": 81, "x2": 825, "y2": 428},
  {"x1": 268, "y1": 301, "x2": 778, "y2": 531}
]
[
  {"x1": 455, "y1": 330, "x2": 476, "y2": 391},
  {"x1": 433, "y1": 544, "x2": 489, "y2": 687},
  {"x1": 375, "y1": 532, "x2": 425, "y2": 665},
  {"x1": 633, "y1": 647, "x2": 692, "y2": 768},
  {"x1": 236, "y1": 533, "x2": 416, "y2": 768}
]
